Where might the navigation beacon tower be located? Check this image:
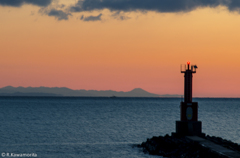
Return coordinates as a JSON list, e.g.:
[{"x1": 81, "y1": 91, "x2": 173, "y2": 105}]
[{"x1": 173, "y1": 62, "x2": 204, "y2": 136}]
